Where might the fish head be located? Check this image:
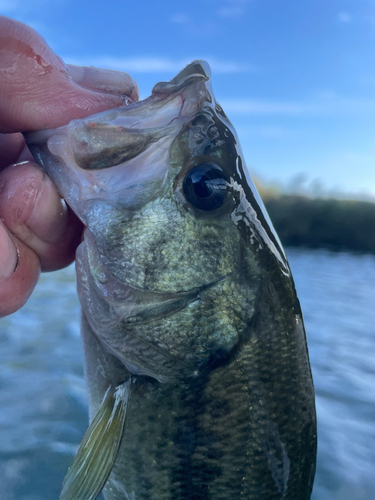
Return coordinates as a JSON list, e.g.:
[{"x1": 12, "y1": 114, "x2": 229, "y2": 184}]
[{"x1": 25, "y1": 61, "x2": 290, "y2": 383}]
